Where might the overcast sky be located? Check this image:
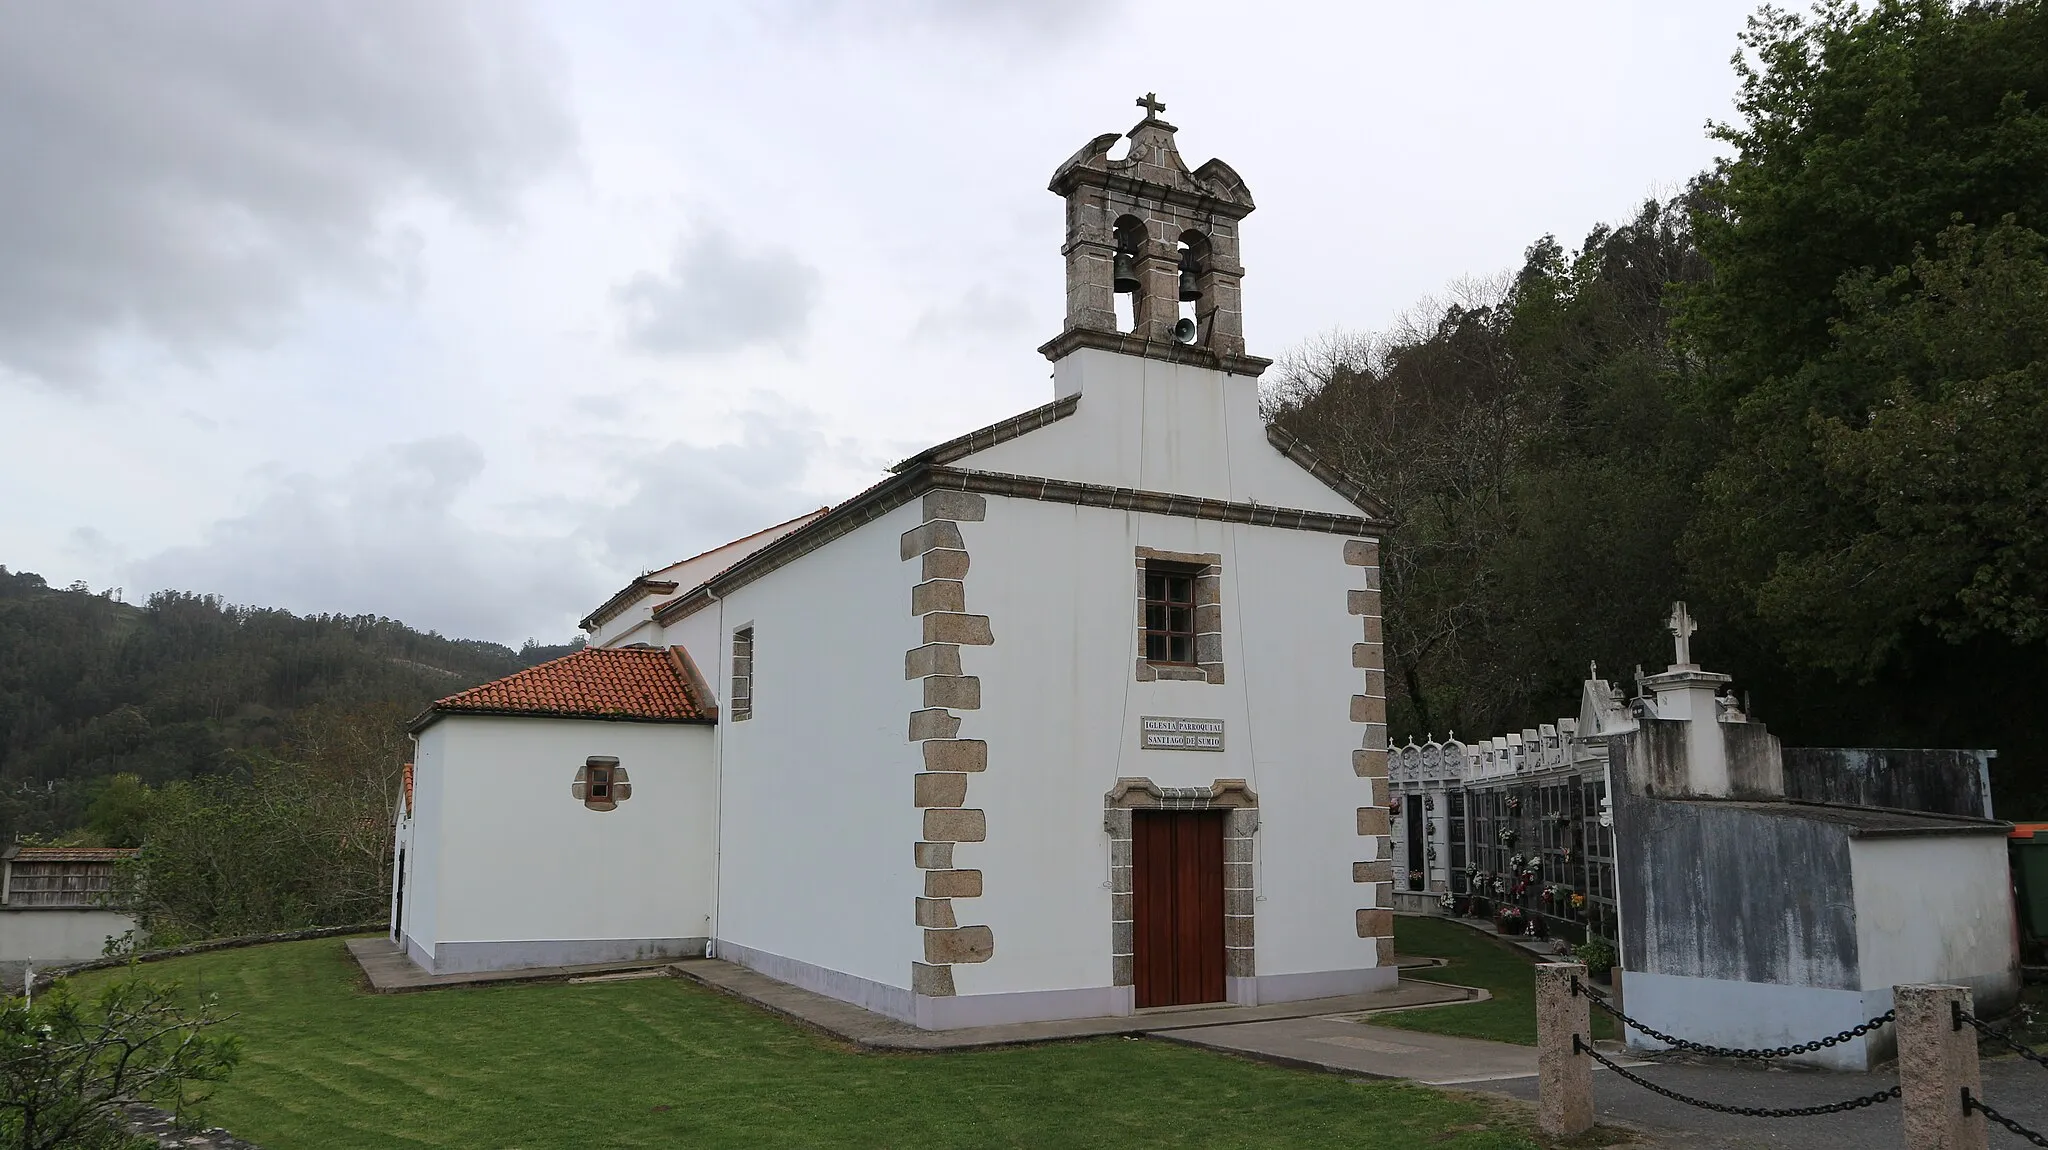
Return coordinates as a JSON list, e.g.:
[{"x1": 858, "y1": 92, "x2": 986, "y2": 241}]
[{"x1": 0, "y1": 0, "x2": 1769, "y2": 645}]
